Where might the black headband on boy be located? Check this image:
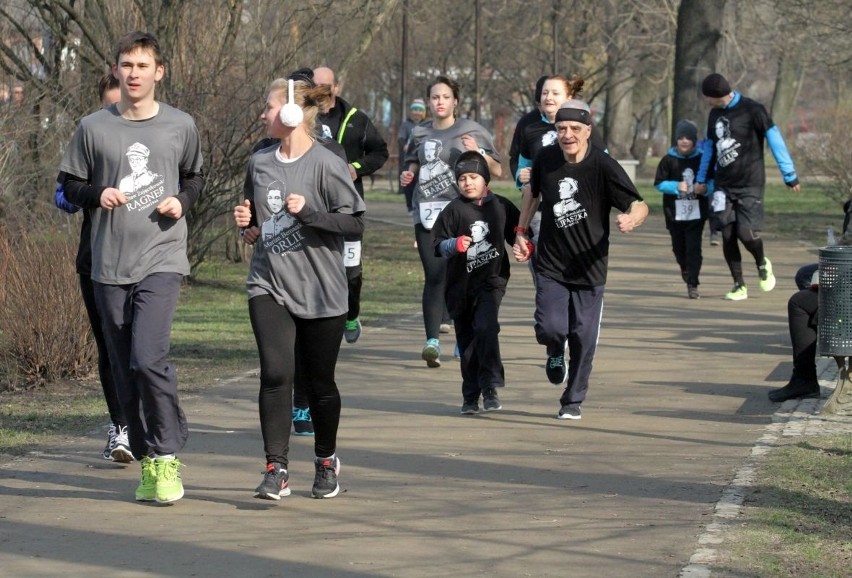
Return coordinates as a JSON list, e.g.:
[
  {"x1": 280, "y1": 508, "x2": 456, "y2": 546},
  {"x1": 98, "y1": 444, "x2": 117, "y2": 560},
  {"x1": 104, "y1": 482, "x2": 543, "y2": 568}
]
[
  {"x1": 555, "y1": 99, "x2": 592, "y2": 125},
  {"x1": 454, "y1": 150, "x2": 491, "y2": 184}
]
